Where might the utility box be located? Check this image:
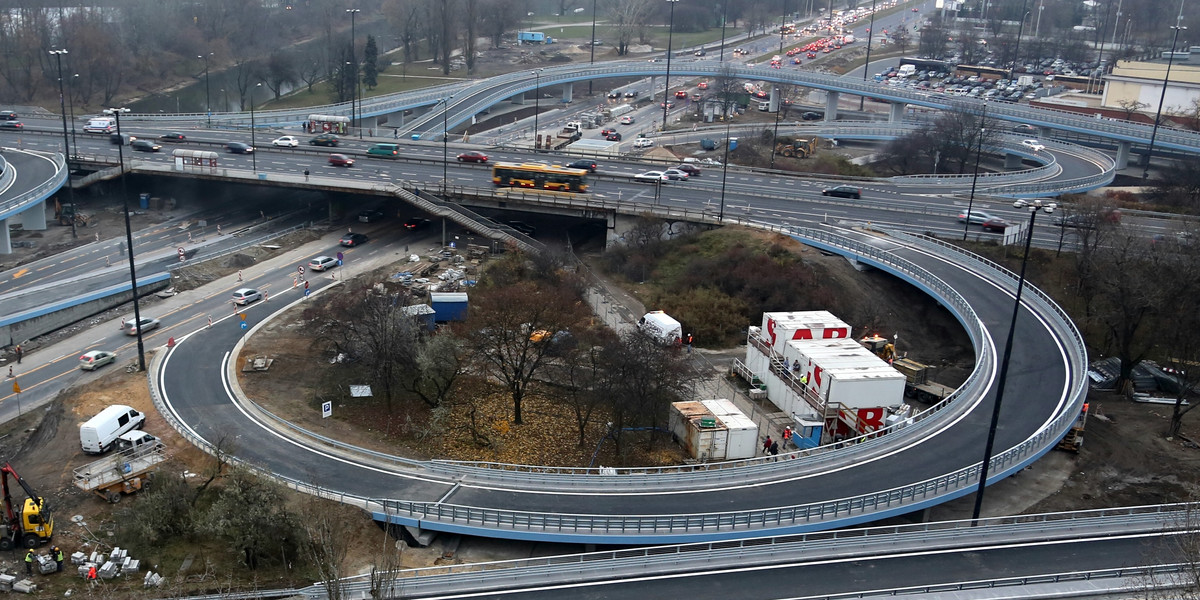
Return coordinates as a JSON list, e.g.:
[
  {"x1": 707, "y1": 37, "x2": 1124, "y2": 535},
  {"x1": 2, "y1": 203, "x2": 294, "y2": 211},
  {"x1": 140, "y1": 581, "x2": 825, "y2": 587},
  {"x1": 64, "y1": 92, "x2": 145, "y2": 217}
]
[
  {"x1": 430, "y1": 292, "x2": 468, "y2": 322},
  {"x1": 669, "y1": 399, "x2": 758, "y2": 461}
]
